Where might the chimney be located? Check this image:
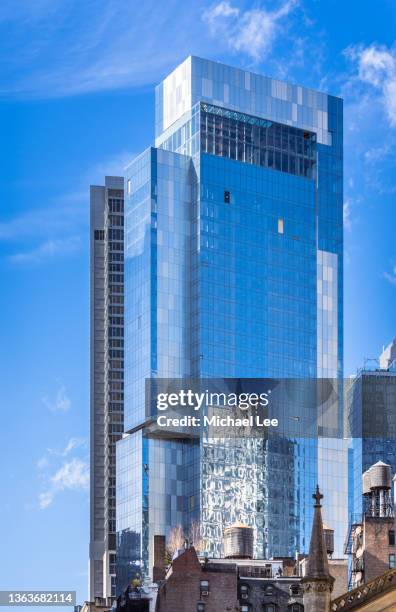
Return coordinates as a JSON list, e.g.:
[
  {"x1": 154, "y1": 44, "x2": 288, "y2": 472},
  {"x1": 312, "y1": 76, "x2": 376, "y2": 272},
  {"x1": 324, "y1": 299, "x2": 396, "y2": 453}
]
[{"x1": 153, "y1": 535, "x2": 166, "y2": 583}]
